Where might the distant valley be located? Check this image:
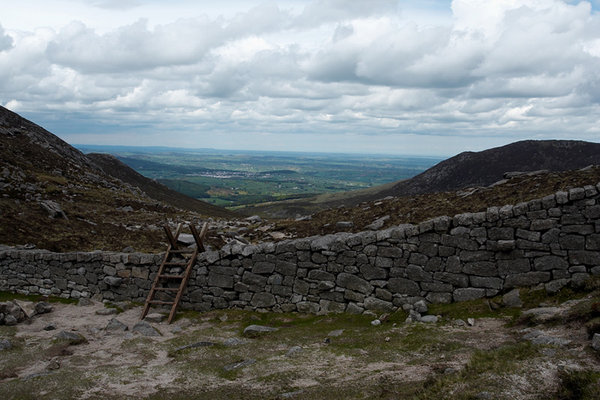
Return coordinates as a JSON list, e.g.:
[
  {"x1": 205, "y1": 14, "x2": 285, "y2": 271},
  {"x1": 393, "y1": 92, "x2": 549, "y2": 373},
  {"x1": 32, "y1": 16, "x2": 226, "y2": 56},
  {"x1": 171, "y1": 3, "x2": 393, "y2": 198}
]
[{"x1": 77, "y1": 145, "x2": 442, "y2": 209}]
